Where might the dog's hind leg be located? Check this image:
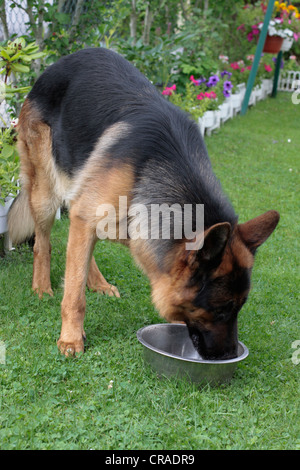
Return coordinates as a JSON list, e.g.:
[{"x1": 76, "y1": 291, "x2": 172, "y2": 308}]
[
  {"x1": 87, "y1": 256, "x2": 120, "y2": 297},
  {"x1": 14, "y1": 100, "x2": 61, "y2": 298}
]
